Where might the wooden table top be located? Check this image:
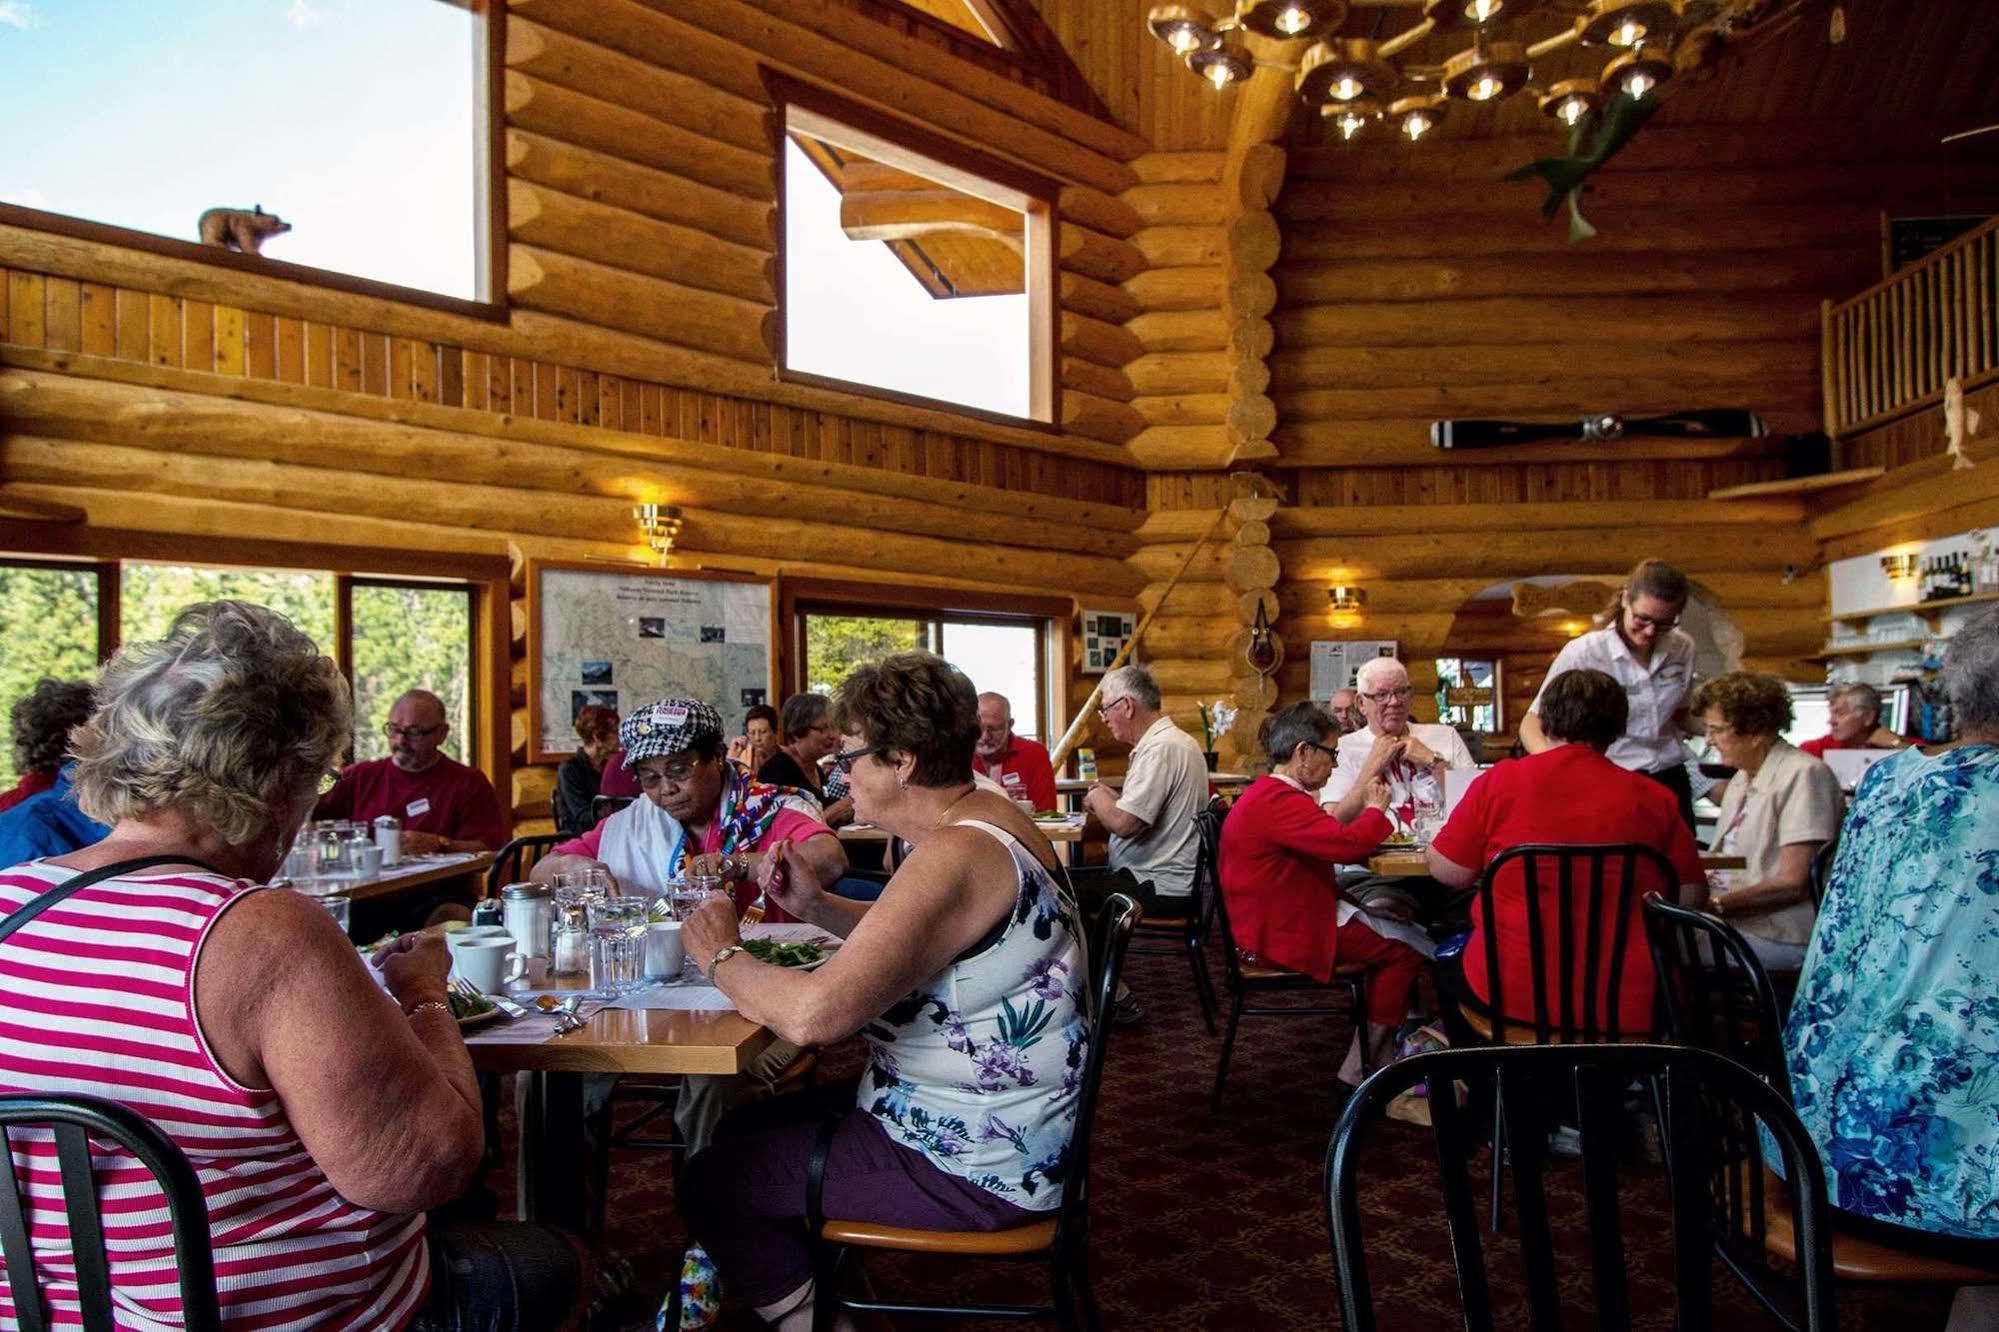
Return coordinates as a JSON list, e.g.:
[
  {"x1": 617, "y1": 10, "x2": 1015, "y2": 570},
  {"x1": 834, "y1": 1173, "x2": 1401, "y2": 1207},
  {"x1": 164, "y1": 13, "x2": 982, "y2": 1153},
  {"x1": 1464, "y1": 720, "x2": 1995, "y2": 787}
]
[
  {"x1": 305, "y1": 851, "x2": 494, "y2": 903},
  {"x1": 463, "y1": 1003, "x2": 772, "y2": 1076}
]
